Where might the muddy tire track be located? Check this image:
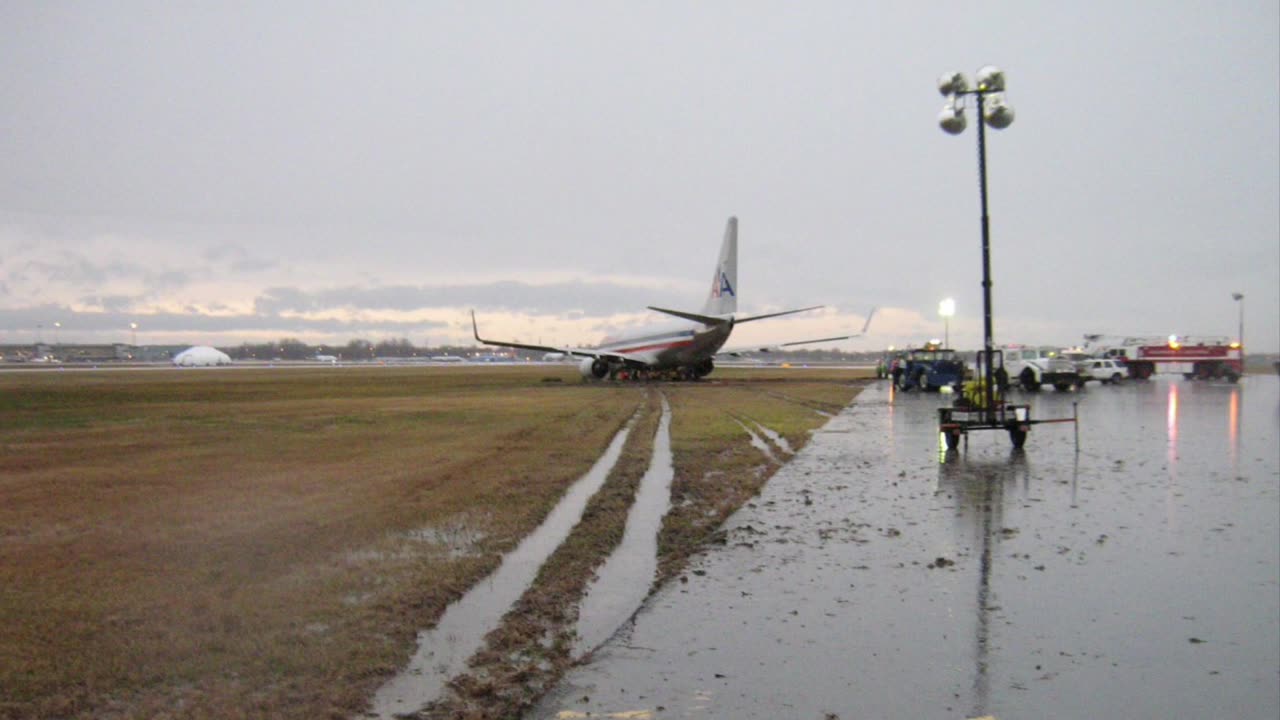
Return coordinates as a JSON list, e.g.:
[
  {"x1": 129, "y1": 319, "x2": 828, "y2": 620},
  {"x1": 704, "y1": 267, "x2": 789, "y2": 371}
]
[
  {"x1": 397, "y1": 381, "x2": 869, "y2": 719},
  {"x1": 411, "y1": 391, "x2": 663, "y2": 719}
]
